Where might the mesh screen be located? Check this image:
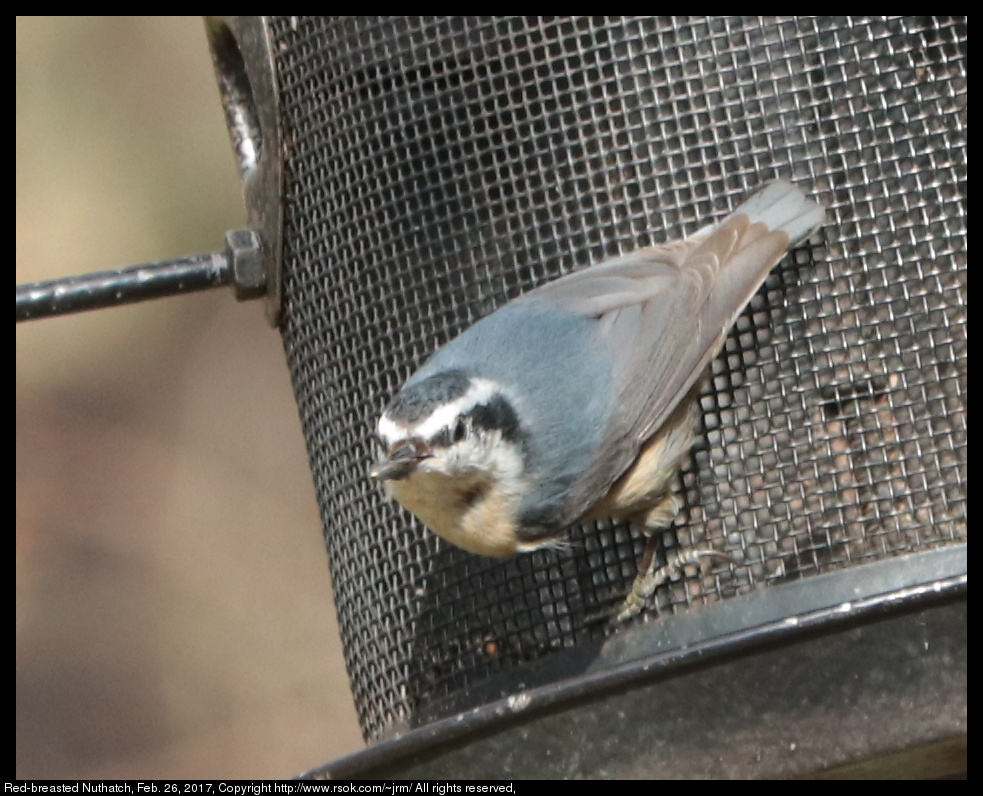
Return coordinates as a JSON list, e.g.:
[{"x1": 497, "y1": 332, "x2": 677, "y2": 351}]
[{"x1": 269, "y1": 16, "x2": 967, "y2": 740}]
